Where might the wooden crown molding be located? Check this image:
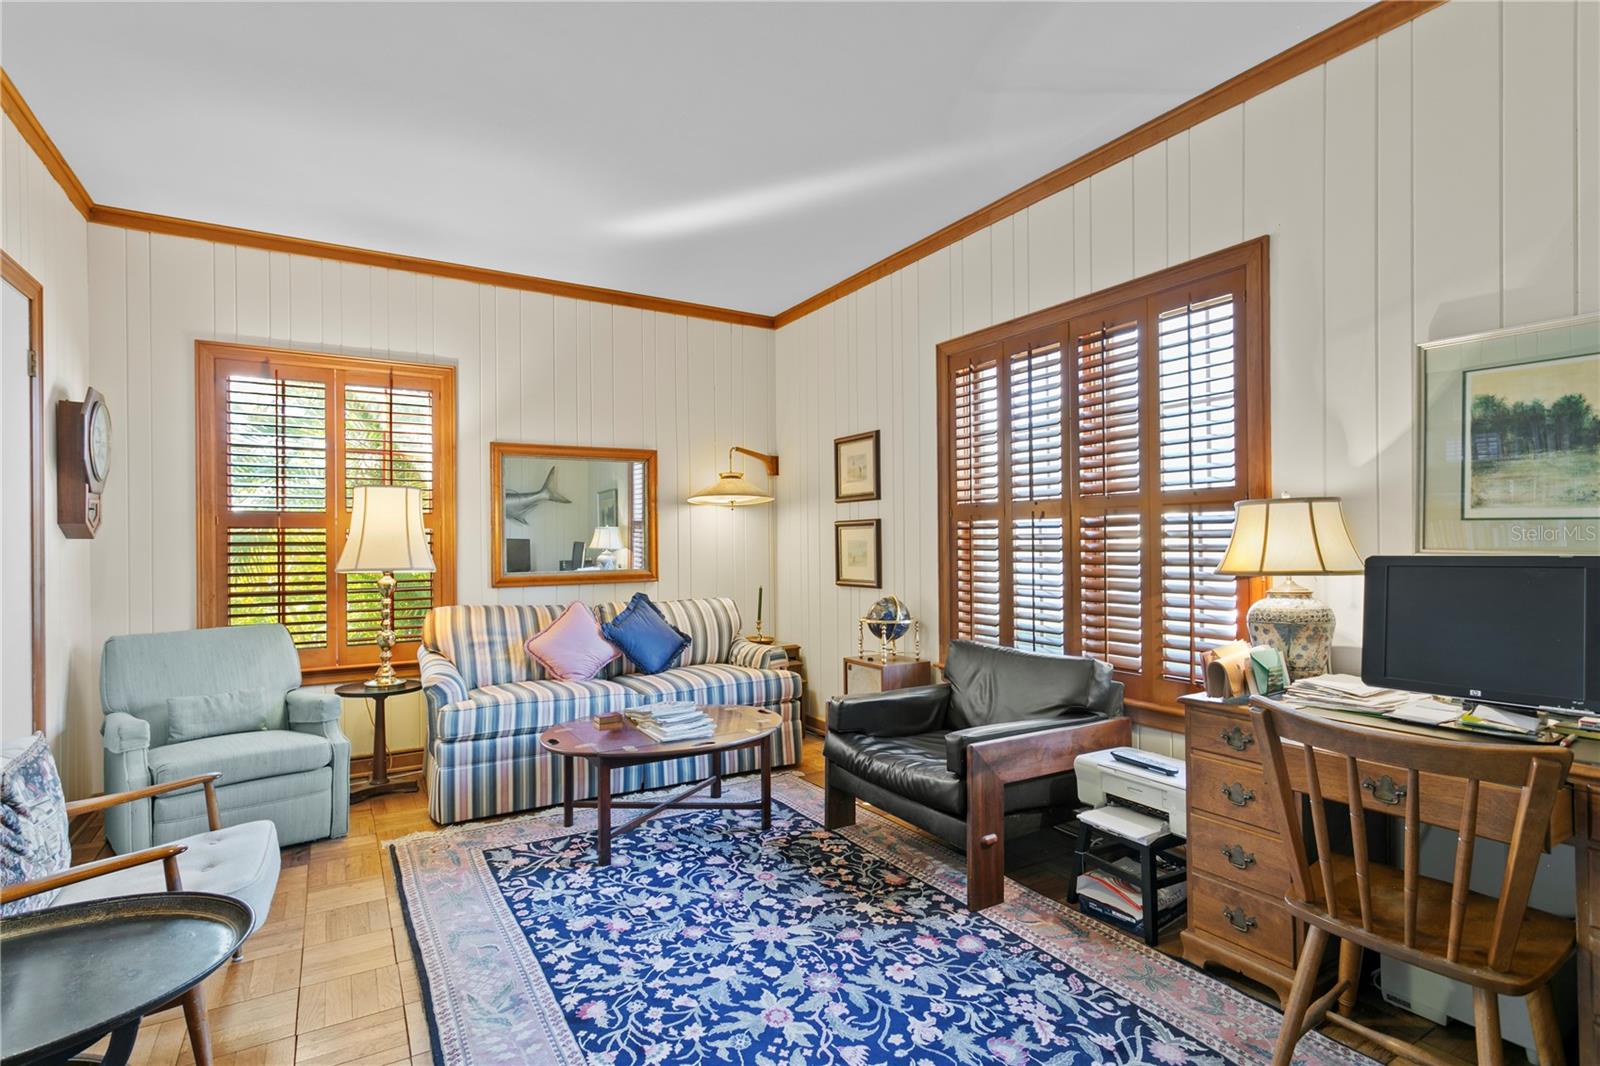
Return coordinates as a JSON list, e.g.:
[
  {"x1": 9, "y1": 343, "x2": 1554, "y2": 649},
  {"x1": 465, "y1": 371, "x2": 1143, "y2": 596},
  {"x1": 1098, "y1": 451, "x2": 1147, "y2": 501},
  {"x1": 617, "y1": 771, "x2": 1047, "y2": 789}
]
[
  {"x1": 5, "y1": 0, "x2": 1444, "y2": 332},
  {"x1": 1, "y1": 70, "x2": 93, "y2": 218},
  {"x1": 771, "y1": 0, "x2": 1446, "y2": 327},
  {"x1": 87, "y1": 204, "x2": 775, "y2": 327}
]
